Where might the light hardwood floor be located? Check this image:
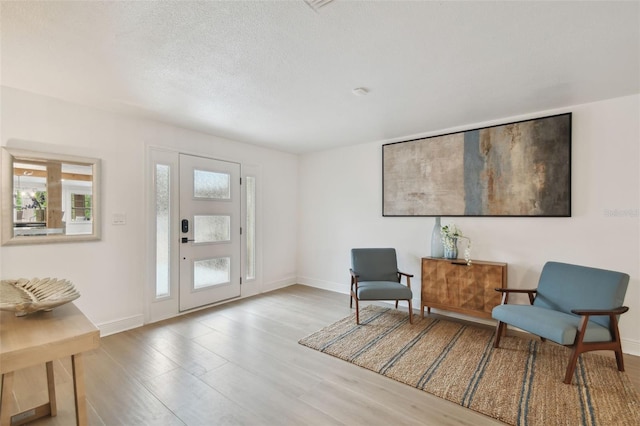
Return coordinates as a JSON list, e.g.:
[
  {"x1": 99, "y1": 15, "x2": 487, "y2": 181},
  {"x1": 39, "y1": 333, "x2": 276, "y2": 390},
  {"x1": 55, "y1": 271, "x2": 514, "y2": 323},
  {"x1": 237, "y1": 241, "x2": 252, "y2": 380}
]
[{"x1": 8, "y1": 285, "x2": 640, "y2": 426}]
